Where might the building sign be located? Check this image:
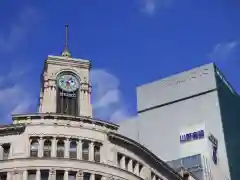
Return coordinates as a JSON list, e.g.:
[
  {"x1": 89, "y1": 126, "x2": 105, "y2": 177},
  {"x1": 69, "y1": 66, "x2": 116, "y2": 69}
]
[
  {"x1": 208, "y1": 133, "x2": 218, "y2": 147},
  {"x1": 208, "y1": 133, "x2": 218, "y2": 165},
  {"x1": 60, "y1": 92, "x2": 76, "y2": 98},
  {"x1": 180, "y1": 130, "x2": 205, "y2": 143},
  {"x1": 212, "y1": 146, "x2": 218, "y2": 165}
]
